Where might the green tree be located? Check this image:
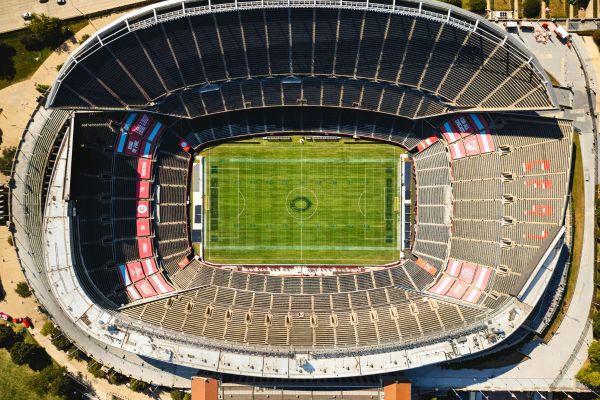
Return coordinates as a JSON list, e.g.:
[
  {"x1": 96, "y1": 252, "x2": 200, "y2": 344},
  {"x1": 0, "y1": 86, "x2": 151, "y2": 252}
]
[
  {"x1": 523, "y1": 0, "x2": 541, "y2": 18},
  {"x1": 0, "y1": 146, "x2": 16, "y2": 175},
  {"x1": 129, "y1": 378, "x2": 148, "y2": 392},
  {"x1": 578, "y1": 365, "x2": 600, "y2": 388},
  {"x1": 10, "y1": 342, "x2": 37, "y2": 365},
  {"x1": 31, "y1": 365, "x2": 77, "y2": 398},
  {"x1": 15, "y1": 282, "x2": 32, "y2": 298},
  {"x1": 28, "y1": 14, "x2": 71, "y2": 48},
  {"x1": 589, "y1": 340, "x2": 600, "y2": 370},
  {"x1": 11, "y1": 342, "x2": 50, "y2": 370},
  {"x1": 0, "y1": 324, "x2": 22, "y2": 349},
  {"x1": 28, "y1": 345, "x2": 51, "y2": 371}
]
